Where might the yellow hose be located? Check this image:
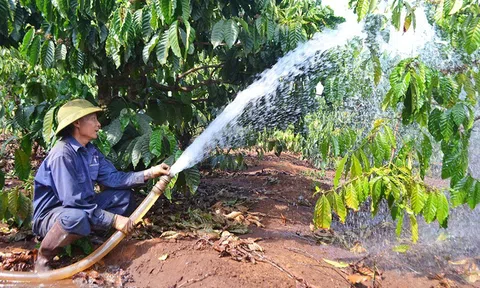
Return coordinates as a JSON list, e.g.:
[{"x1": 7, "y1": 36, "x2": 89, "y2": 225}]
[{"x1": 0, "y1": 175, "x2": 171, "y2": 283}]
